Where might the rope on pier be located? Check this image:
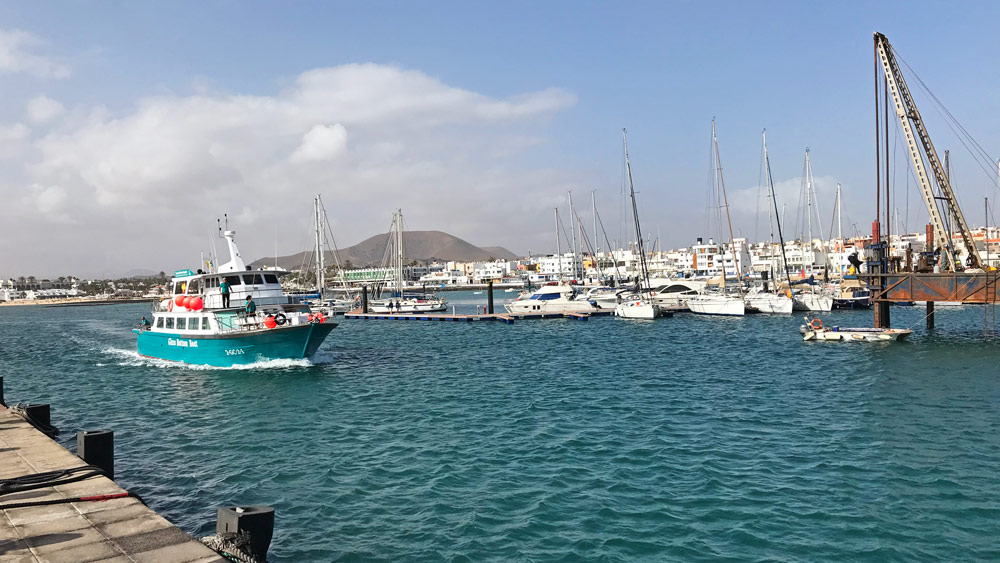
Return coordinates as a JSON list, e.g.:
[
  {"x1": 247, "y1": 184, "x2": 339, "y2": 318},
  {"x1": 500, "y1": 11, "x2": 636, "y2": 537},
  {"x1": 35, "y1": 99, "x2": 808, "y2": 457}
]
[
  {"x1": 0, "y1": 491, "x2": 145, "y2": 511},
  {"x1": 9, "y1": 402, "x2": 60, "y2": 437},
  {"x1": 0, "y1": 464, "x2": 107, "y2": 496},
  {"x1": 201, "y1": 530, "x2": 265, "y2": 563}
]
